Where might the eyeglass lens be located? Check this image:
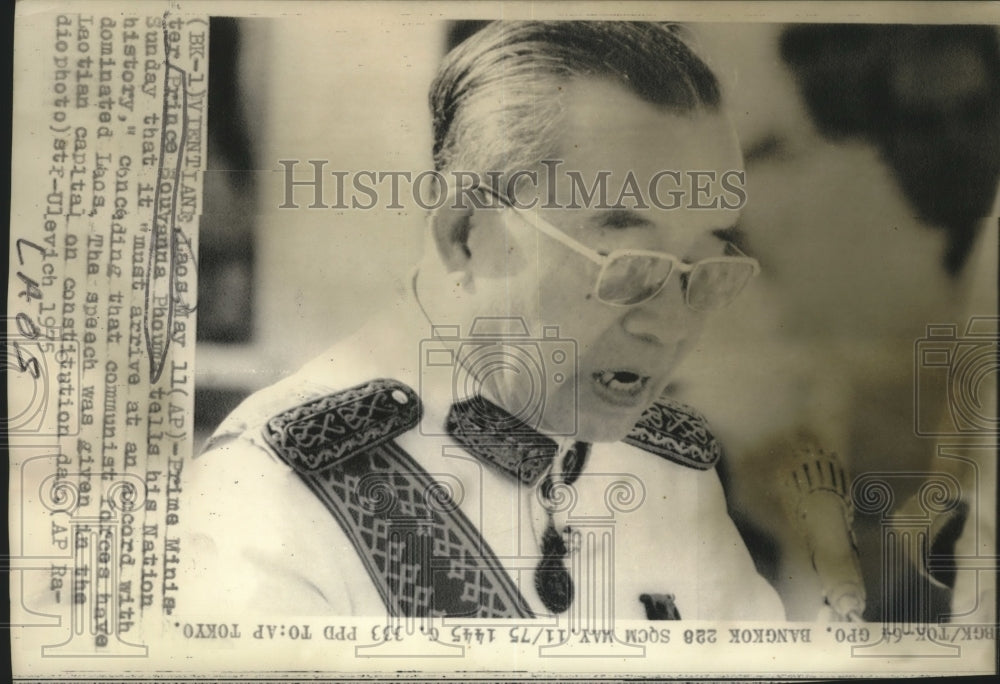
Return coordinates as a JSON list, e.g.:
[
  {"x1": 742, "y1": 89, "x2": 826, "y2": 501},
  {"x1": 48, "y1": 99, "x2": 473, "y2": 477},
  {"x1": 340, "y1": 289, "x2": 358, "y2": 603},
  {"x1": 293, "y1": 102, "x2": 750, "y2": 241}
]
[
  {"x1": 686, "y1": 260, "x2": 756, "y2": 311},
  {"x1": 599, "y1": 255, "x2": 755, "y2": 309},
  {"x1": 598, "y1": 255, "x2": 675, "y2": 305}
]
